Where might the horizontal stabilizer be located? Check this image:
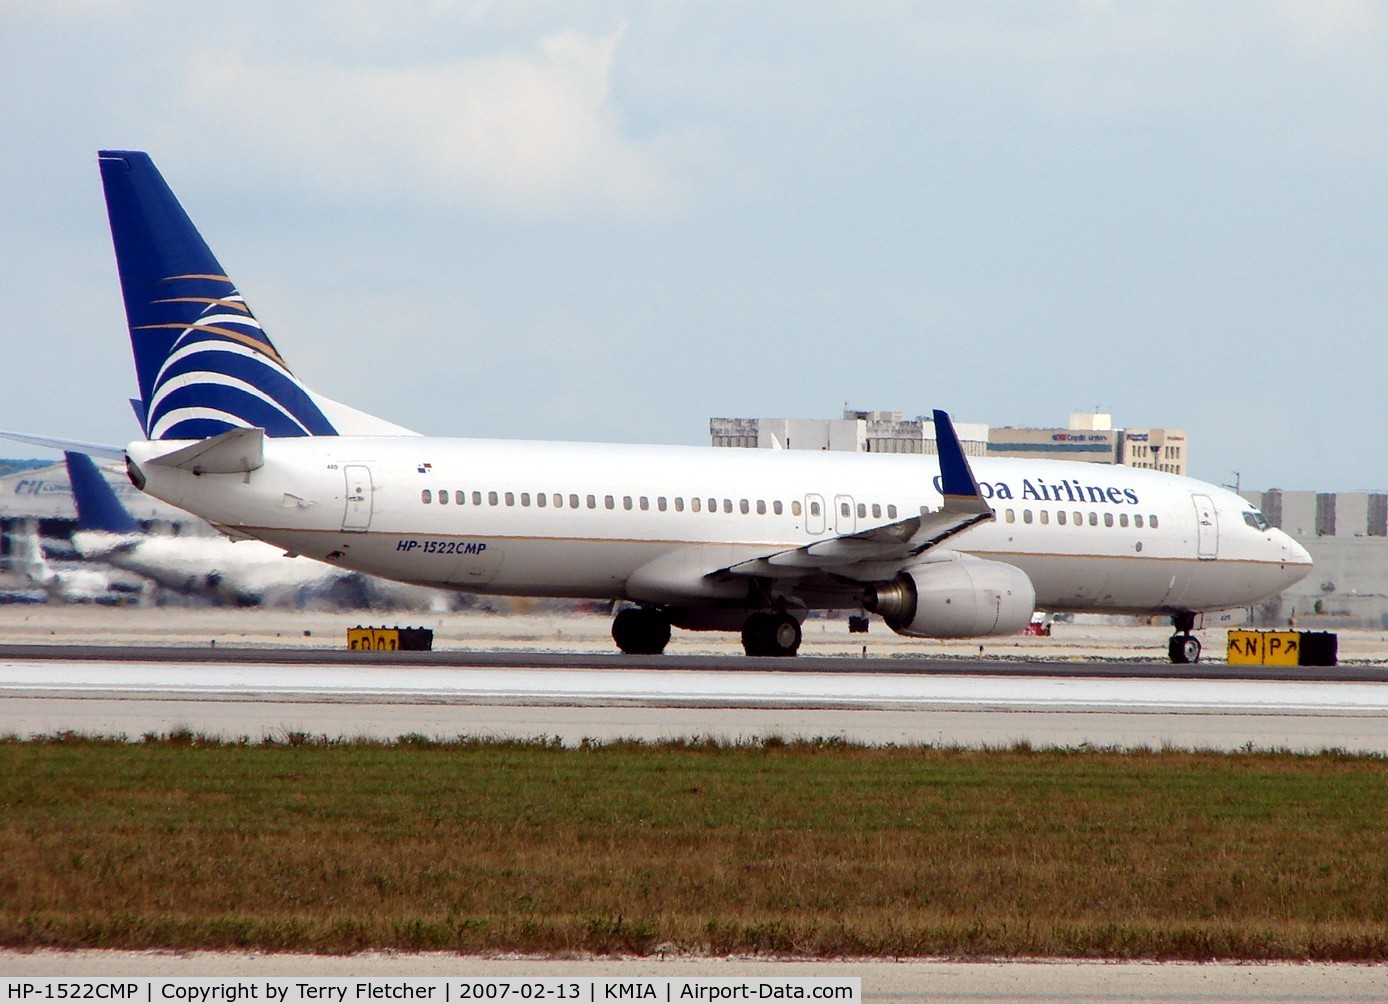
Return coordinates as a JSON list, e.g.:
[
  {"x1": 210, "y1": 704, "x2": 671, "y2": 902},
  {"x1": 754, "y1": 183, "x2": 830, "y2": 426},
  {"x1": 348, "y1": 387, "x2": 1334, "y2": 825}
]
[
  {"x1": 0, "y1": 431, "x2": 125, "y2": 461},
  {"x1": 146, "y1": 426, "x2": 264, "y2": 474}
]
